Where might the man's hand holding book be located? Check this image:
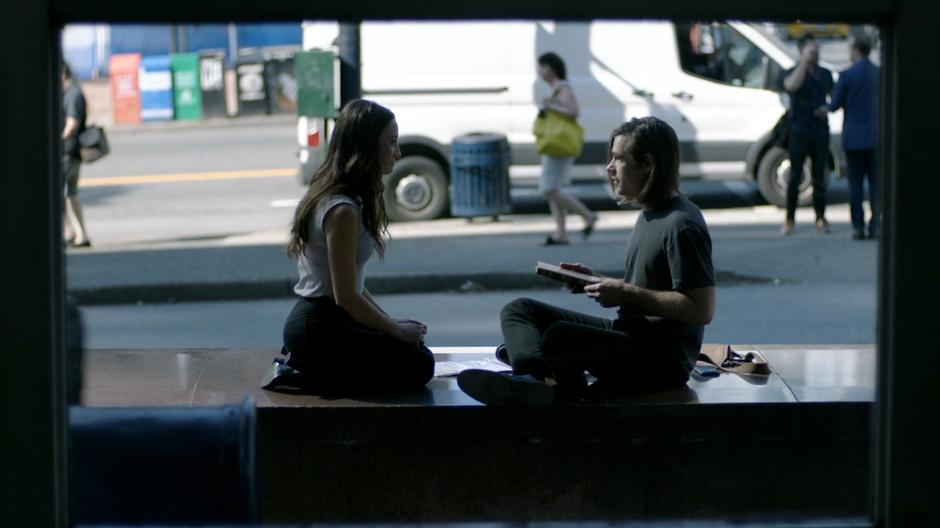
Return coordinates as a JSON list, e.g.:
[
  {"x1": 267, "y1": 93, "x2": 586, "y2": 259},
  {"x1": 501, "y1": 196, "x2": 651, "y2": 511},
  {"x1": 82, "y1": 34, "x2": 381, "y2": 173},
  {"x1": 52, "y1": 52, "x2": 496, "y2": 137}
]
[{"x1": 536, "y1": 261, "x2": 604, "y2": 293}]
